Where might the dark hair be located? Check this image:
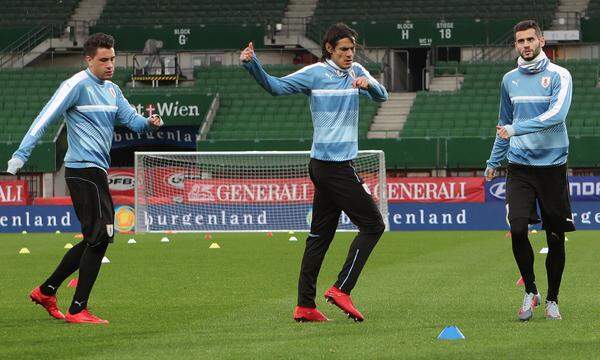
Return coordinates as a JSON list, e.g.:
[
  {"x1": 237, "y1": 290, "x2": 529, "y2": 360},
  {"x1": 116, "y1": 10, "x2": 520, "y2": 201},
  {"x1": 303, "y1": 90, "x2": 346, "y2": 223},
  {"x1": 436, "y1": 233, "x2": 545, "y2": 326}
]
[
  {"x1": 514, "y1": 20, "x2": 542, "y2": 39},
  {"x1": 83, "y1": 33, "x2": 115, "y2": 57},
  {"x1": 321, "y1": 23, "x2": 357, "y2": 61}
]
